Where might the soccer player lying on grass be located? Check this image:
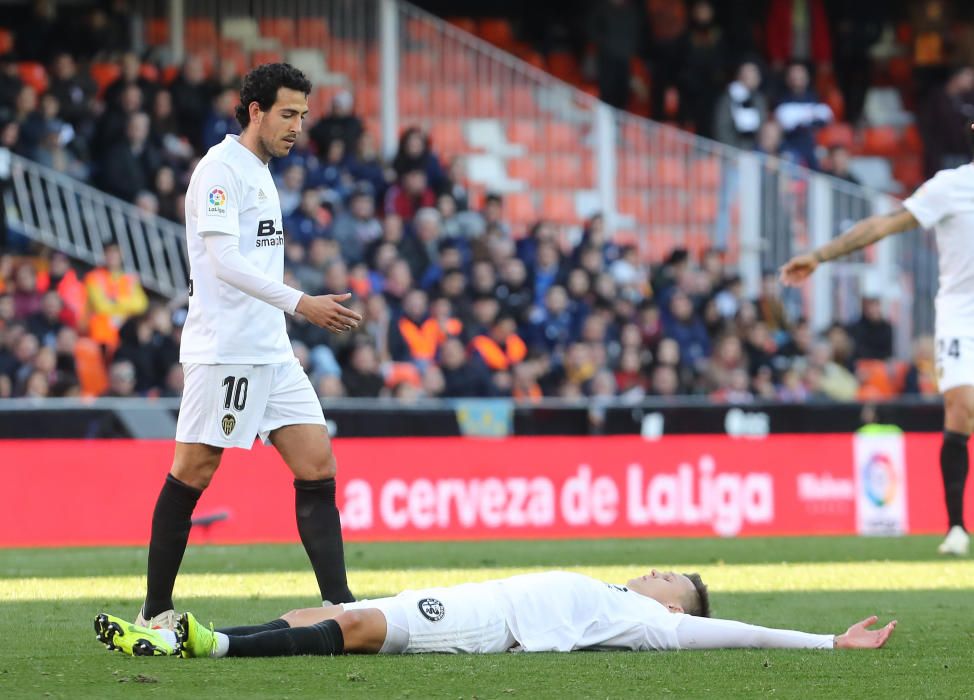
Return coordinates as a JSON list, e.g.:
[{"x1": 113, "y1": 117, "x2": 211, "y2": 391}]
[{"x1": 94, "y1": 570, "x2": 896, "y2": 658}]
